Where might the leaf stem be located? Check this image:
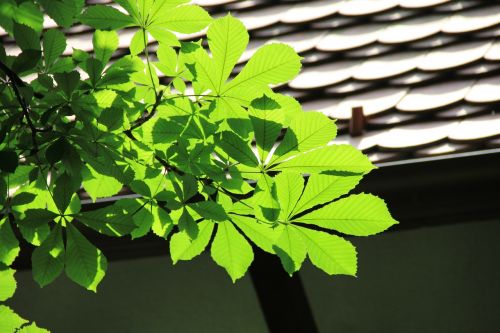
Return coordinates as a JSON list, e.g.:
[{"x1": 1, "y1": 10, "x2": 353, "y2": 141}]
[{"x1": 142, "y1": 28, "x2": 157, "y2": 95}]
